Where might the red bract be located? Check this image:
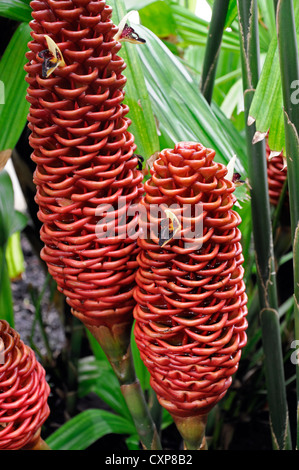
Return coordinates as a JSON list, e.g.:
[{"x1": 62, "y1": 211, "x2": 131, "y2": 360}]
[
  {"x1": 266, "y1": 142, "x2": 287, "y2": 206},
  {"x1": 0, "y1": 320, "x2": 50, "y2": 450},
  {"x1": 134, "y1": 142, "x2": 248, "y2": 421},
  {"x1": 24, "y1": 1, "x2": 143, "y2": 333}
]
